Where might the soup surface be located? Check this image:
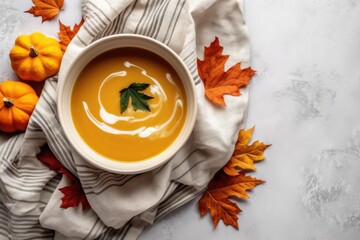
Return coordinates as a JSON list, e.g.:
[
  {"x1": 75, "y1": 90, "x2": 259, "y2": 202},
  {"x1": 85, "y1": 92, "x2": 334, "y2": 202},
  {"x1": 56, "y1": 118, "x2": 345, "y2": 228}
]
[{"x1": 71, "y1": 47, "x2": 187, "y2": 162}]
